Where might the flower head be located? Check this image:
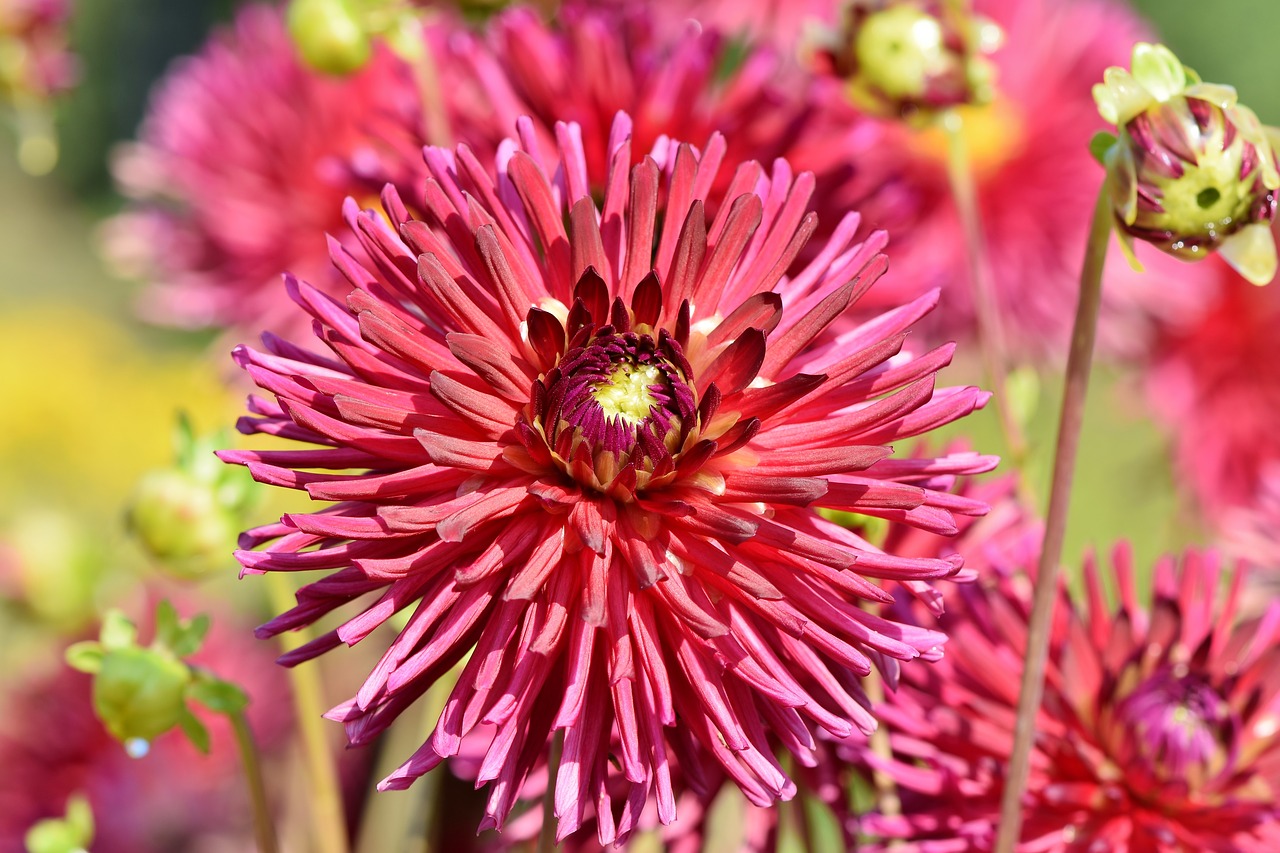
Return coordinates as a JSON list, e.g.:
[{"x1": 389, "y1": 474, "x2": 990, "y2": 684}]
[
  {"x1": 223, "y1": 113, "x2": 995, "y2": 842},
  {"x1": 1094, "y1": 42, "x2": 1280, "y2": 285},
  {"x1": 105, "y1": 4, "x2": 423, "y2": 335},
  {"x1": 810, "y1": 0, "x2": 1217, "y2": 360},
  {"x1": 815, "y1": 0, "x2": 1002, "y2": 122},
  {"x1": 856, "y1": 544, "x2": 1280, "y2": 851}
]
